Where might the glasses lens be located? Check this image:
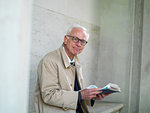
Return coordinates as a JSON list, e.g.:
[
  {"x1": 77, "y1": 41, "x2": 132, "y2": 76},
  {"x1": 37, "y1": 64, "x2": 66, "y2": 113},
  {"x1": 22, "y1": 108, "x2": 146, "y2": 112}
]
[
  {"x1": 81, "y1": 41, "x2": 86, "y2": 46},
  {"x1": 72, "y1": 36, "x2": 79, "y2": 43},
  {"x1": 67, "y1": 35, "x2": 87, "y2": 46}
]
